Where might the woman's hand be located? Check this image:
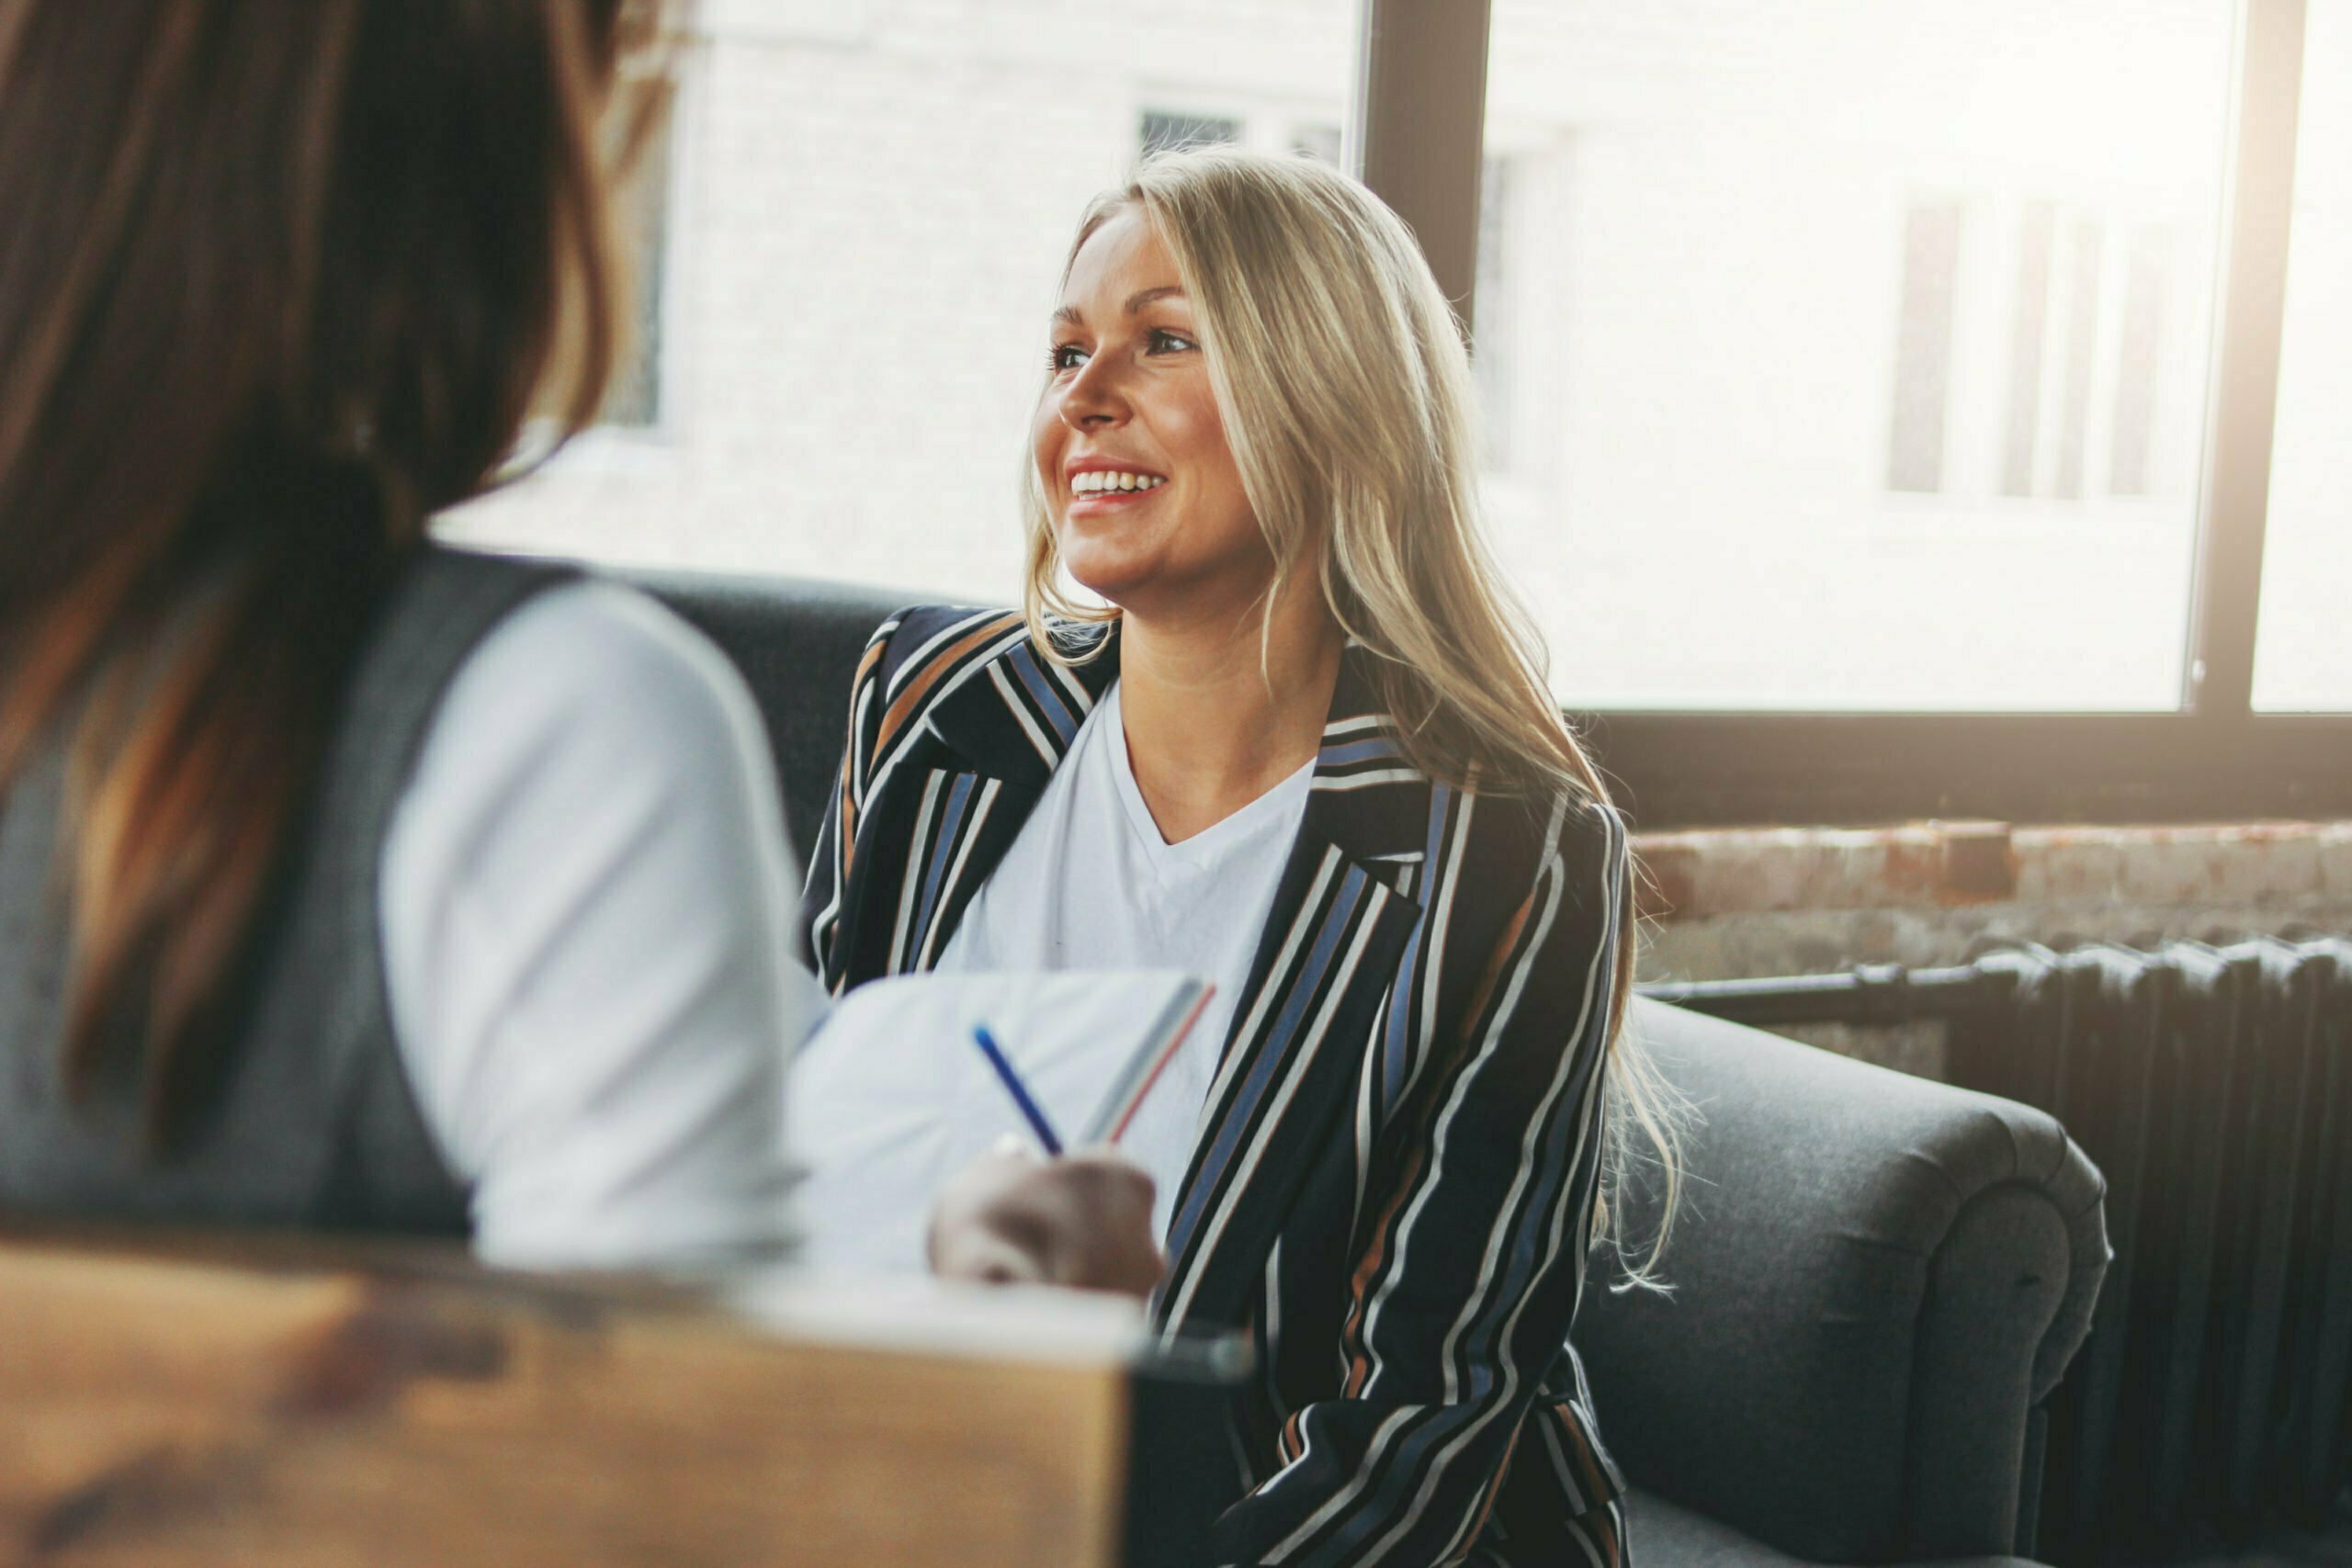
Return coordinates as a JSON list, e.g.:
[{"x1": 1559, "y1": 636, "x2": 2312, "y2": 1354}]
[{"x1": 926, "y1": 1141, "x2": 1165, "y2": 1299}]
